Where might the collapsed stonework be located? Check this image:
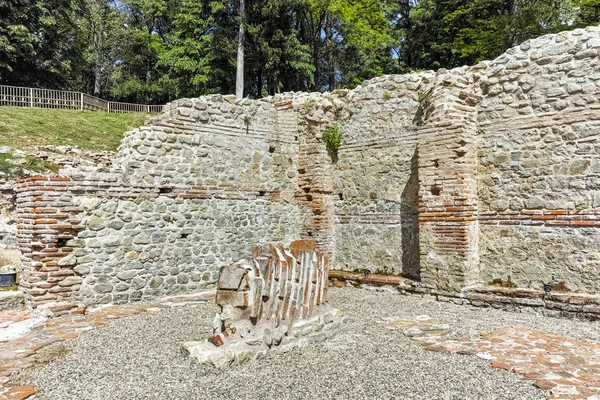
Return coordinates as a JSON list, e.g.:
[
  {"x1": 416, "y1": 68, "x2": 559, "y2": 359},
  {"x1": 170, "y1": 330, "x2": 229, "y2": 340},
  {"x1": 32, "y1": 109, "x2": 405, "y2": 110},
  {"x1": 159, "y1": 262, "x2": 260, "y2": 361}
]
[
  {"x1": 13, "y1": 26, "x2": 600, "y2": 316},
  {"x1": 183, "y1": 240, "x2": 344, "y2": 368}
]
